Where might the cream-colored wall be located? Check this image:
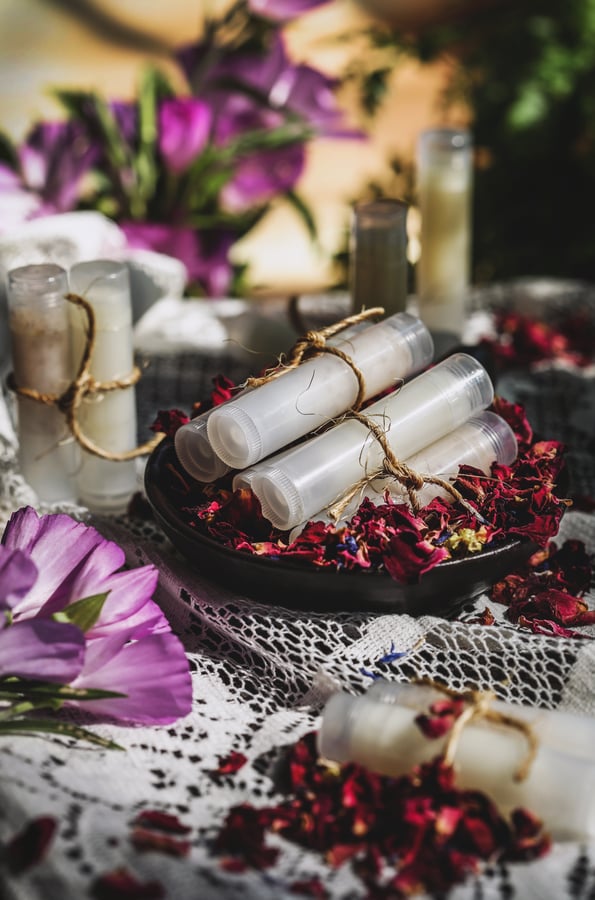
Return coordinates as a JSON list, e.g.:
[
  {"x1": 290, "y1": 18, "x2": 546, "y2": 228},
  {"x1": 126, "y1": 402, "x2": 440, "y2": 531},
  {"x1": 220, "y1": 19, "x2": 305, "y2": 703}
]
[{"x1": 0, "y1": 0, "x2": 457, "y2": 292}]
